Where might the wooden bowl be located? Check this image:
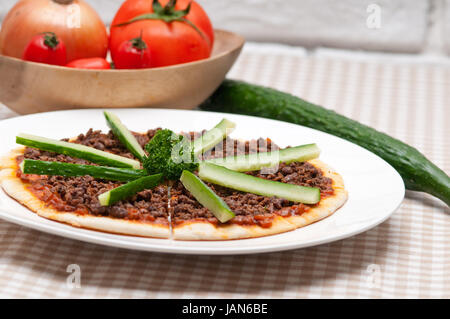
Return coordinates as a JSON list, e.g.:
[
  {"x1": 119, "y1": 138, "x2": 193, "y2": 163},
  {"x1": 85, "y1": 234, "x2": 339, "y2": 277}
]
[{"x1": 0, "y1": 30, "x2": 244, "y2": 115}]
